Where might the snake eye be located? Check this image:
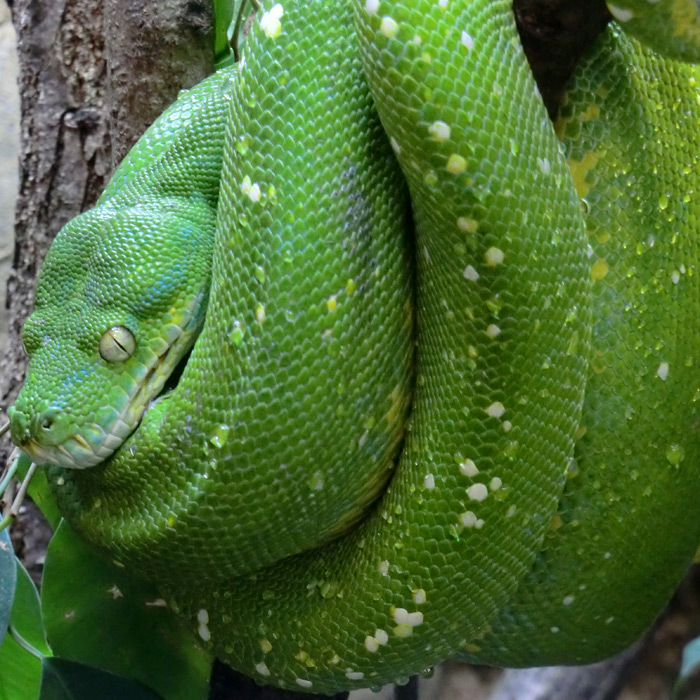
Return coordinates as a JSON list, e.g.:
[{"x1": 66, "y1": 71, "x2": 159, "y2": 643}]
[{"x1": 100, "y1": 326, "x2": 136, "y2": 363}]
